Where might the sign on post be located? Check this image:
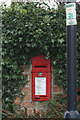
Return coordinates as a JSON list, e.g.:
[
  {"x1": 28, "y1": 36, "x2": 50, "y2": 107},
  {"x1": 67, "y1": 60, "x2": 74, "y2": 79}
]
[{"x1": 66, "y1": 3, "x2": 77, "y2": 26}]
